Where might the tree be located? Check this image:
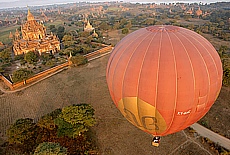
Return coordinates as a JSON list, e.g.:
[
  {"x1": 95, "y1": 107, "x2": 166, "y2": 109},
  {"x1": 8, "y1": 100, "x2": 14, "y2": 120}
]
[
  {"x1": 86, "y1": 36, "x2": 93, "y2": 44},
  {"x1": 218, "y1": 45, "x2": 228, "y2": 58},
  {"x1": 37, "y1": 109, "x2": 61, "y2": 130},
  {"x1": 143, "y1": 18, "x2": 155, "y2": 26},
  {"x1": 49, "y1": 25, "x2": 55, "y2": 30},
  {"x1": 219, "y1": 21, "x2": 225, "y2": 28},
  {"x1": 62, "y1": 35, "x2": 75, "y2": 47},
  {"x1": 54, "y1": 104, "x2": 96, "y2": 138},
  {"x1": 70, "y1": 55, "x2": 88, "y2": 66},
  {"x1": 113, "y1": 22, "x2": 120, "y2": 30},
  {"x1": 120, "y1": 18, "x2": 127, "y2": 27},
  {"x1": 7, "y1": 118, "x2": 36, "y2": 144},
  {"x1": 34, "y1": 142, "x2": 67, "y2": 155},
  {"x1": 14, "y1": 54, "x2": 24, "y2": 61},
  {"x1": 125, "y1": 21, "x2": 132, "y2": 29},
  {"x1": 57, "y1": 26, "x2": 65, "y2": 40},
  {"x1": 0, "y1": 48, "x2": 12, "y2": 63},
  {"x1": 79, "y1": 31, "x2": 90, "y2": 38},
  {"x1": 45, "y1": 60, "x2": 55, "y2": 67},
  {"x1": 57, "y1": 26, "x2": 65, "y2": 33},
  {"x1": 122, "y1": 28, "x2": 129, "y2": 34},
  {"x1": 99, "y1": 22, "x2": 110, "y2": 31},
  {"x1": 223, "y1": 67, "x2": 230, "y2": 86},
  {"x1": 24, "y1": 51, "x2": 38, "y2": 64},
  {"x1": 184, "y1": 15, "x2": 191, "y2": 21},
  {"x1": 12, "y1": 69, "x2": 33, "y2": 83},
  {"x1": 54, "y1": 117, "x2": 74, "y2": 138},
  {"x1": 0, "y1": 66, "x2": 5, "y2": 73},
  {"x1": 41, "y1": 53, "x2": 54, "y2": 62},
  {"x1": 49, "y1": 25, "x2": 57, "y2": 33}
]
